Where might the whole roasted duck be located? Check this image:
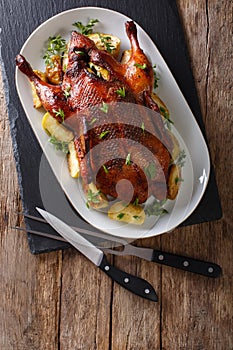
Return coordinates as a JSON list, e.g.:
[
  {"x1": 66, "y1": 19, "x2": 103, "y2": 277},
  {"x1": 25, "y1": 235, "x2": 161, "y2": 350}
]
[{"x1": 16, "y1": 21, "x2": 175, "y2": 206}]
